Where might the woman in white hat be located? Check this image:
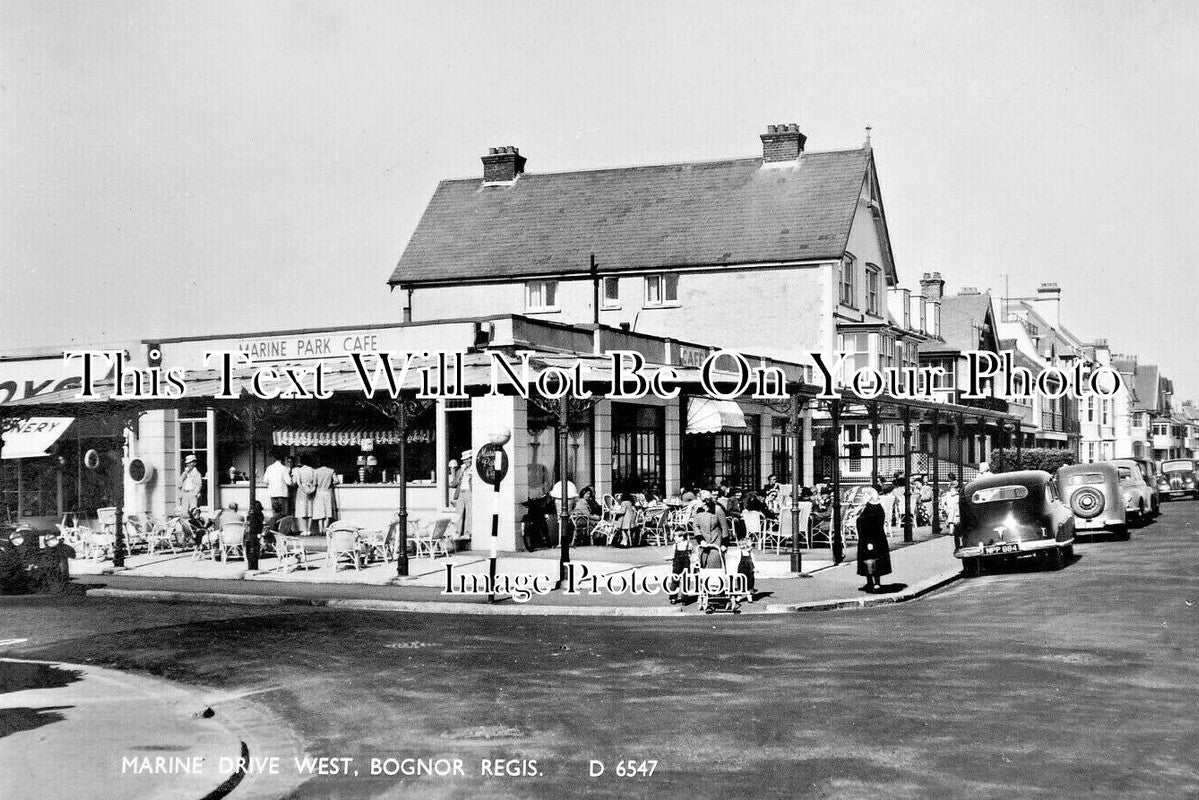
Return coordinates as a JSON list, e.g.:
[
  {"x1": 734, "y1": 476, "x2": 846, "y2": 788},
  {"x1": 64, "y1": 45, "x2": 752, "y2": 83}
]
[
  {"x1": 856, "y1": 486, "x2": 892, "y2": 593},
  {"x1": 177, "y1": 454, "x2": 204, "y2": 513}
]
